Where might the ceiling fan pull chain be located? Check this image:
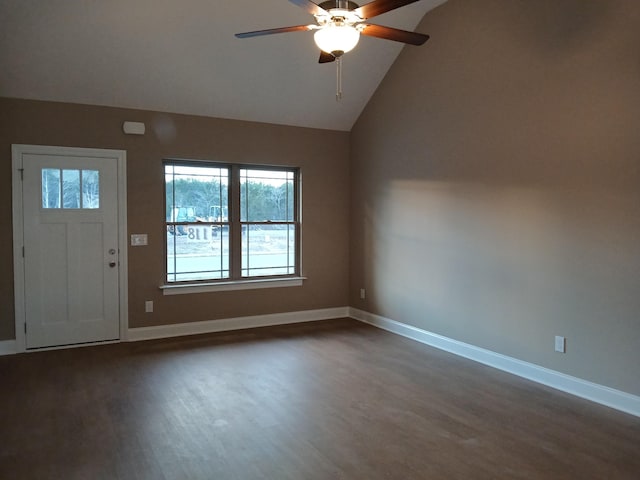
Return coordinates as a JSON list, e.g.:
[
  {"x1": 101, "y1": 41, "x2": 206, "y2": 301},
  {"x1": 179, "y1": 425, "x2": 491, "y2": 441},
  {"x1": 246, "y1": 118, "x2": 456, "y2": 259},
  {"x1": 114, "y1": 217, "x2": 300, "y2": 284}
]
[{"x1": 336, "y1": 56, "x2": 343, "y2": 102}]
